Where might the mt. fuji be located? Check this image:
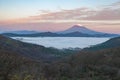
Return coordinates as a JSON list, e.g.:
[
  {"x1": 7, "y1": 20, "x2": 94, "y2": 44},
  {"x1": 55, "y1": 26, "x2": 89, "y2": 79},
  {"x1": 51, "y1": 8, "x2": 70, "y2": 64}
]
[{"x1": 58, "y1": 24, "x2": 104, "y2": 35}]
